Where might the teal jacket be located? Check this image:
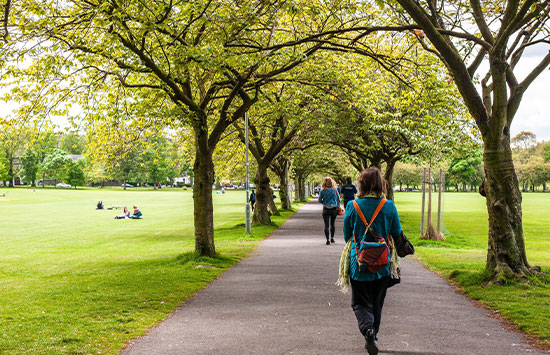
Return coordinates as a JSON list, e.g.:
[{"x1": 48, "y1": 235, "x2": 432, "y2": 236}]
[
  {"x1": 319, "y1": 188, "x2": 340, "y2": 207},
  {"x1": 343, "y1": 197, "x2": 402, "y2": 281}
]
